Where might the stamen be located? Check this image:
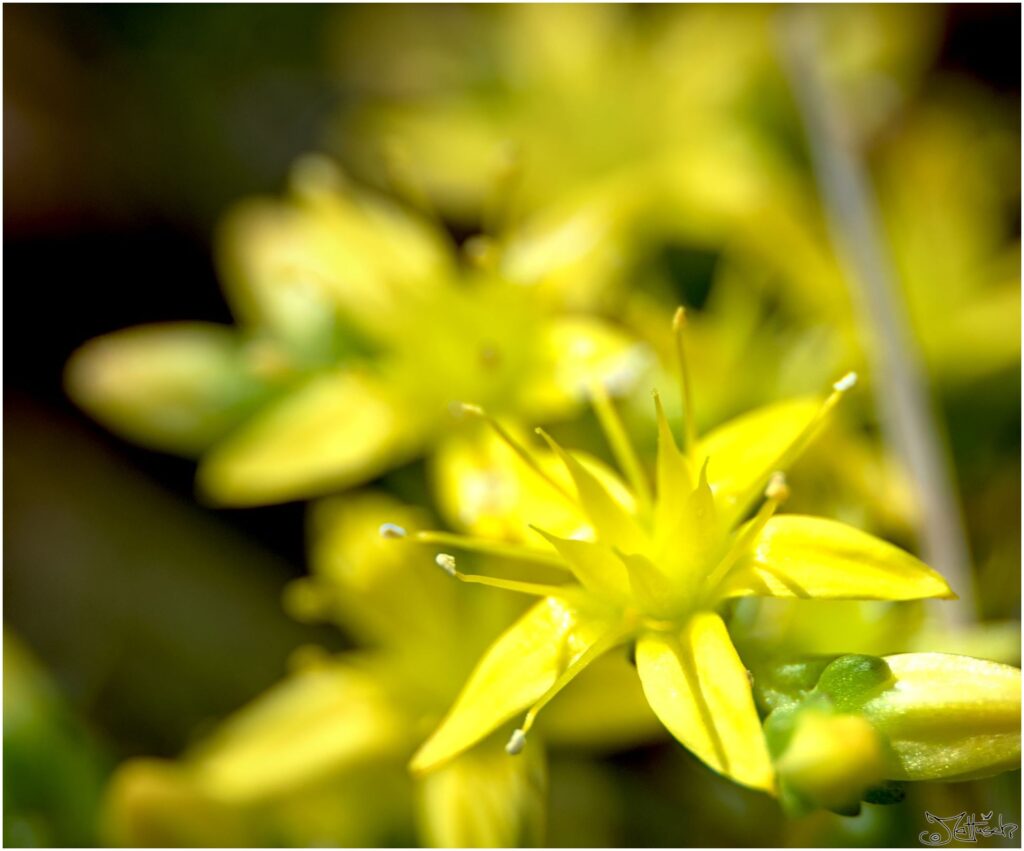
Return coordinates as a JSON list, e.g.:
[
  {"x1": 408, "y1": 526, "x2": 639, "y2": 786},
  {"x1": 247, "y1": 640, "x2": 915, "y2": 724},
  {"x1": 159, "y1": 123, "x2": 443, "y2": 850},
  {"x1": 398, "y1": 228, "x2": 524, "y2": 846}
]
[
  {"x1": 731, "y1": 371, "x2": 858, "y2": 522},
  {"x1": 379, "y1": 523, "x2": 407, "y2": 540},
  {"x1": 432, "y1": 552, "x2": 573, "y2": 599},
  {"x1": 589, "y1": 379, "x2": 652, "y2": 512},
  {"x1": 458, "y1": 403, "x2": 576, "y2": 503},
  {"x1": 507, "y1": 624, "x2": 636, "y2": 754},
  {"x1": 833, "y1": 371, "x2": 858, "y2": 392},
  {"x1": 764, "y1": 472, "x2": 790, "y2": 503},
  {"x1": 435, "y1": 553, "x2": 457, "y2": 577},
  {"x1": 505, "y1": 728, "x2": 527, "y2": 756},
  {"x1": 411, "y1": 530, "x2": 567, "y2": 568},
  {"x1": 672, "y1": 307, "x2": 699, "y2": 455}
]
